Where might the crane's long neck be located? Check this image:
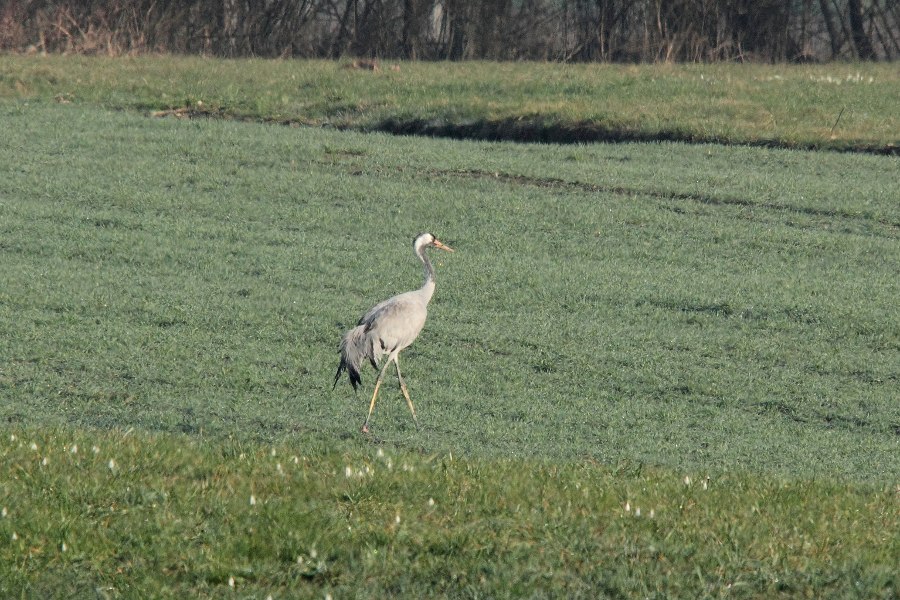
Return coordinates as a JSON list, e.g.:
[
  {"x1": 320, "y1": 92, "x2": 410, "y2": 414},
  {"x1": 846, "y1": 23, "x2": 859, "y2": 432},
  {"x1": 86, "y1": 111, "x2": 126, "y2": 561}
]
[{"x1": 417, "y1": 247, "x2": 437, "y2": 304}]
